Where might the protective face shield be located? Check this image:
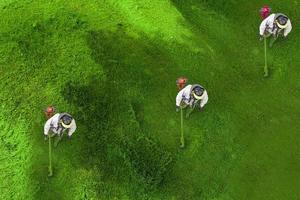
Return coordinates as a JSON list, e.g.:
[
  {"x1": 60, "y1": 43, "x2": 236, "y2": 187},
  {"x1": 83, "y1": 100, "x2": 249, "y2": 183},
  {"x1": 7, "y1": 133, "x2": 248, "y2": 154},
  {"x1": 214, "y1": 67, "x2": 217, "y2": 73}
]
[
  {"x1": 276, "y1": 15, "x2": 288, "y2": 29},
  {"x1": 60, "y1": 114, "x2": 73, "y2": 128},
  {"x1": 192, "y1": 86, "x2": 204, "y2": 100}
]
